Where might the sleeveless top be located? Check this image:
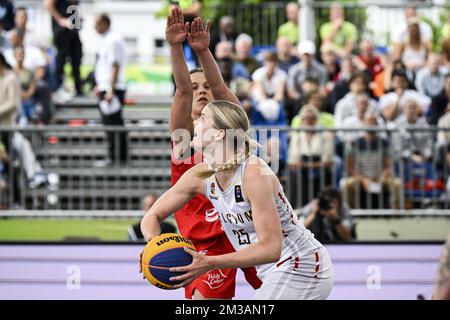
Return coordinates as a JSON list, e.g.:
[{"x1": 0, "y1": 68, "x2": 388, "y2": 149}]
[{"x1": 204, "y1": 156, "x2": 322, "y2": 279}]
